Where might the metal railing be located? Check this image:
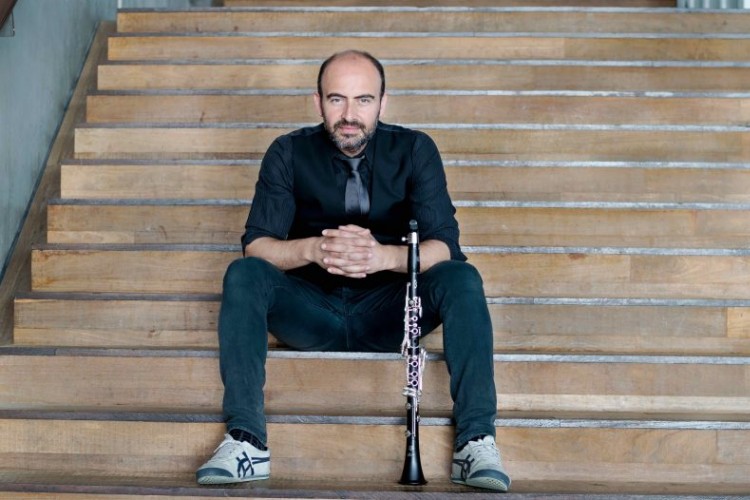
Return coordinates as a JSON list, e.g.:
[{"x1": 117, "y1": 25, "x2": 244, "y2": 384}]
[
  {"x1": 0, "y1": 0, "x2": 17, "y2": 36},
  {"x1": 678, "y1": 0, "x2": 749, "y2": 7}
]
